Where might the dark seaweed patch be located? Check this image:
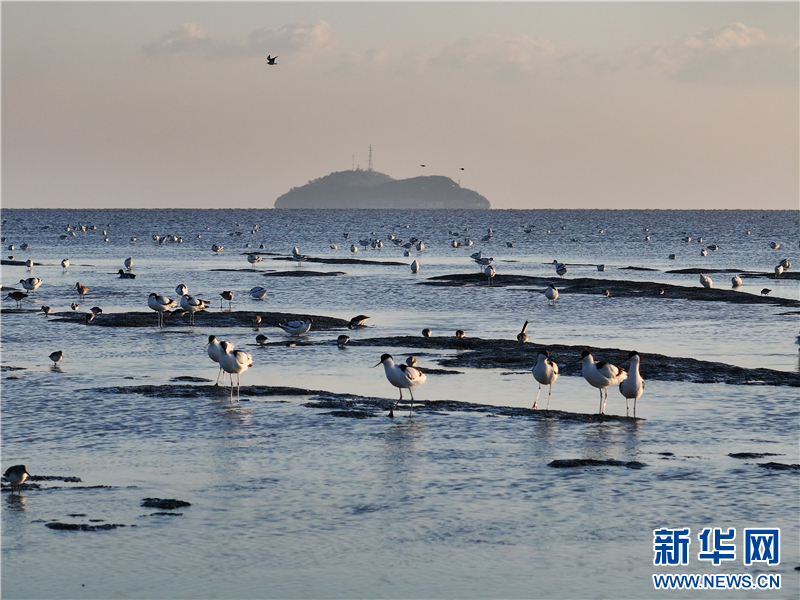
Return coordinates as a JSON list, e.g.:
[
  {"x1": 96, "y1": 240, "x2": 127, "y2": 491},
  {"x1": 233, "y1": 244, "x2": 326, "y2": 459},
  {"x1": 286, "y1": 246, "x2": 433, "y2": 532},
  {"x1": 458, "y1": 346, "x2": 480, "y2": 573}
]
[
  {"x1": 757, "y1": 462, "x2": 800, "y2": 471},
  {"x1": 728, "y1": 452, "x2": 783, "y2": 459},
  {"x1": 141, "y1": 498, "x2": 191, "y2": 509},
  {"x1": 548, "y1": 459, "x2": 647, "y2": 469},
  {"x1": 46, "y1": 522, "x2": 128, "y2": 531}
]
